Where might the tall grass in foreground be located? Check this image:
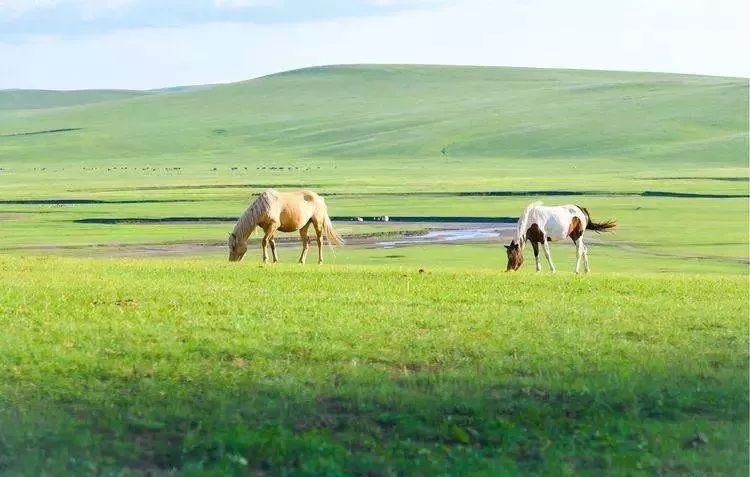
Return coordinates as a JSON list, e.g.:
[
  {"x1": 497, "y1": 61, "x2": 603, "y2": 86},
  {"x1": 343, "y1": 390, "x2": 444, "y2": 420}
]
[{"x1": 1, "y1": 257, "x2": 747, "y2": 476}]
